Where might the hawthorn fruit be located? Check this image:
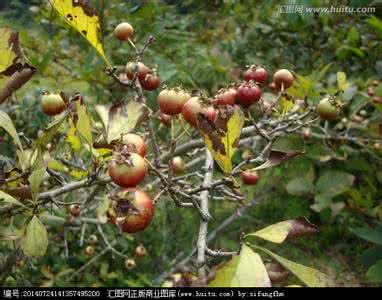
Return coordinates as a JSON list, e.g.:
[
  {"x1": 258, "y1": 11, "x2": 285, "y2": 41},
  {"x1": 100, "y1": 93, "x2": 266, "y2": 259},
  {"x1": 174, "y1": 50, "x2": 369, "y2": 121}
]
[
  {"x1": 41, "y1": 93, "x2": 66, "y2": 116},
  {"x1": 158, "y1": 88, "x2": 191, "y2": 115},
  {"x1": 125, "y1": 62, "x2": 151, "y2": 81},
  {"x1": 236, "y1": 82, "x2": 262, "y2": 107},
  {"x1": 135, "y1": 244, "x2": 147, "y2": 257},
  {"x1": 108, "y1": 151, "x2": 147, "y2": 188},
  {"x1": 121, "y1": 133, "x2": 147, "y2": 157},
  {"x1": 244, "y1": 65, "x2": 268, "y2": 84},
  {"x1": 273, "y1": 69, "x2": 294, "y2": 90},
  {"x1": 125, "y1": 258, "x2": 136, "y2": 270},
  {"x1": 140, "y1": 73, "x2": 160, "y2": 91},
  {"x1": 114, "y1": 22, "x2": 134, "y2": 41},
  {"x1": 241, "y1": 170, "x2": 259, "y2": 185},
  {"x1": 109, "y1": 189, "x2": 155, "y2": 233},
  {"x1": 170, "y1": 156, "x2": 185, "y2": 175},
  {"x1": 317, "y1": 97, "x2": 340, "y2": 120},
  {"x1": 214, "y1": 88, "x2": 237, "y2": 106}
]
